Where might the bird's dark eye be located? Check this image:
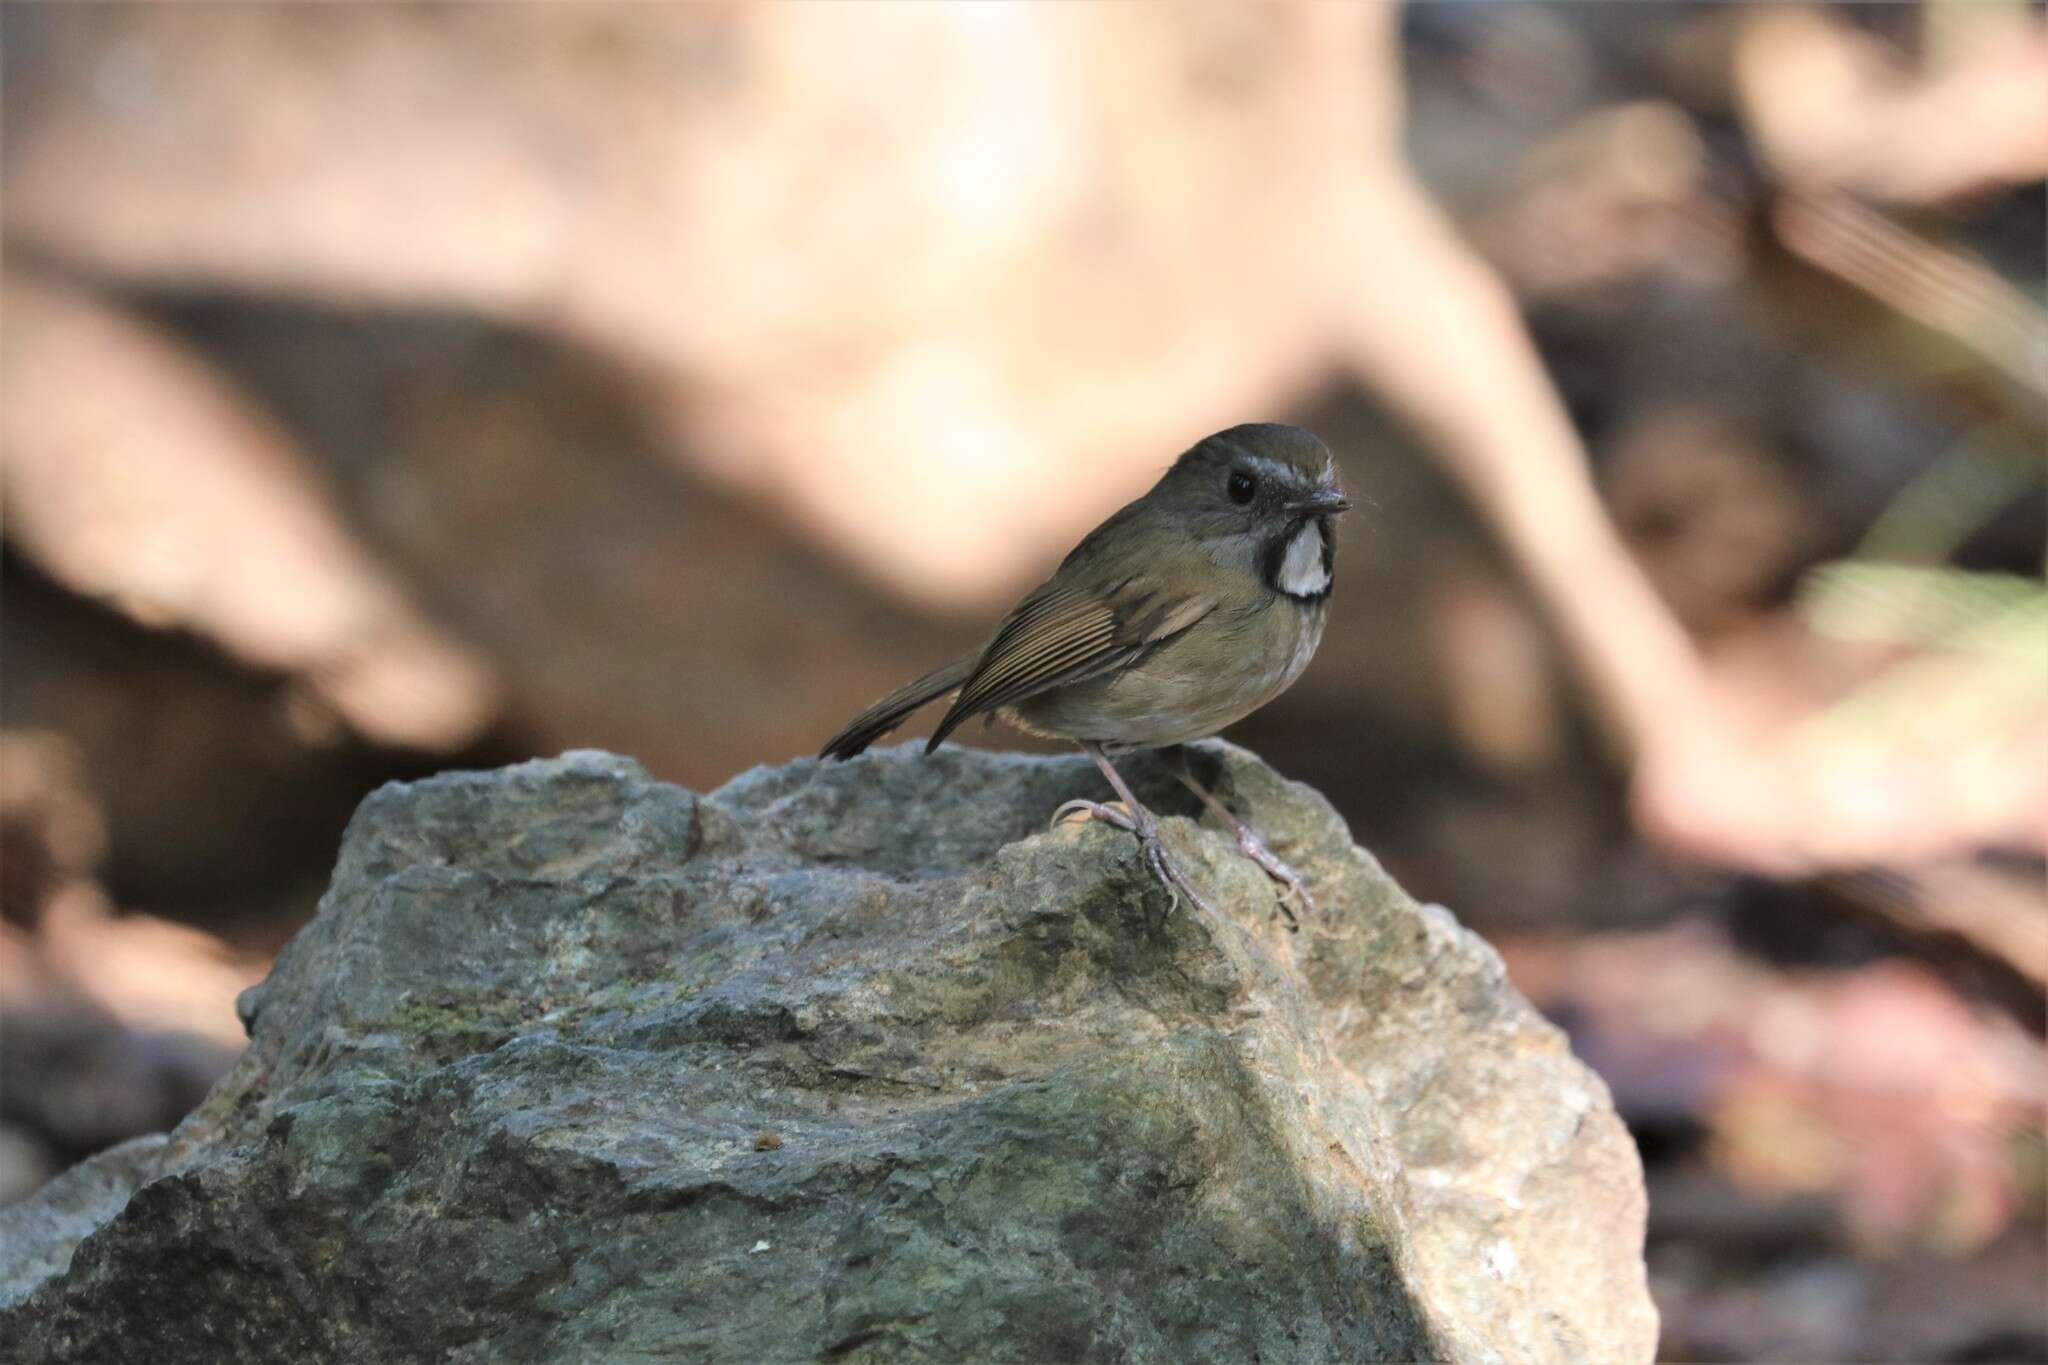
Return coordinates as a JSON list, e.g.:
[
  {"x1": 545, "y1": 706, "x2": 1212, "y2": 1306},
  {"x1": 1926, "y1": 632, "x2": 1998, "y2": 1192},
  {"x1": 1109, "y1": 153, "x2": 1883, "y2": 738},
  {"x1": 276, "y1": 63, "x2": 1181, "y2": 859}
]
[{"x1": 1227, "y1": 470, "x2": 1257, "y2": 504}]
